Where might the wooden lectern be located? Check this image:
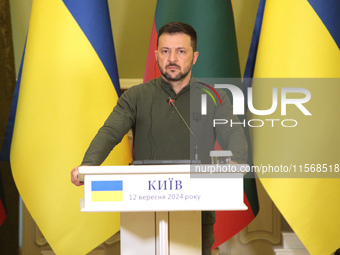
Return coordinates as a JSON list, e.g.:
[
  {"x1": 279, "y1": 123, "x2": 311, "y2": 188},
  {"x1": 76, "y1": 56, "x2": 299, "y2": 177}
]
[{"x1": 79, "y1": 164, "x2": 248, "y2": 255}]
